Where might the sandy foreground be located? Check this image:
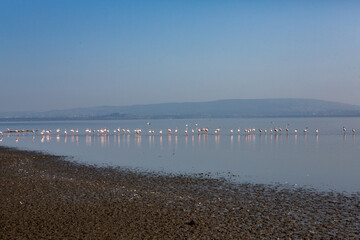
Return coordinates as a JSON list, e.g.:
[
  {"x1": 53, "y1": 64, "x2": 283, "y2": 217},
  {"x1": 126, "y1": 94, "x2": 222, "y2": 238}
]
[{"x1": 0, "y1": 146, "x2": 359, "y2": 239}]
